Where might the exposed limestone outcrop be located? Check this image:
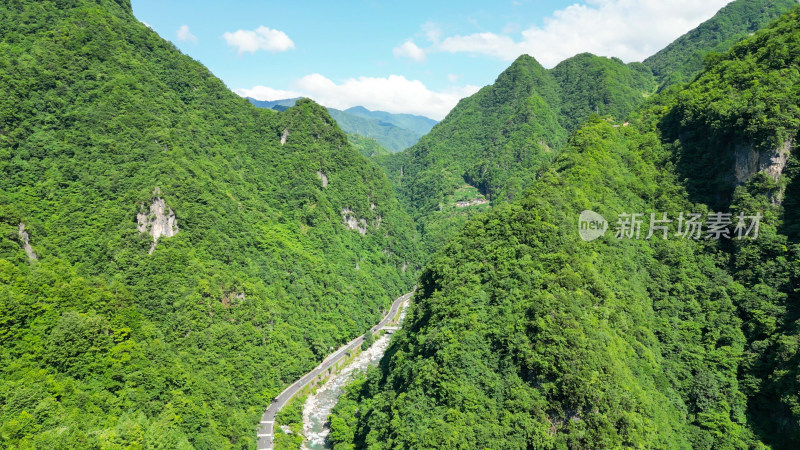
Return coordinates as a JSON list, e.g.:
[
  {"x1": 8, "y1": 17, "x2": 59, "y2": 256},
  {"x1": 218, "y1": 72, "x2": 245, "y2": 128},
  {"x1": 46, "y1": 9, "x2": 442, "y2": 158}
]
[
  {"x1": 341, "y1": 208, "x2": 367, "y2": 235},
  {"x1": 455, "y1": 198, "x2": 489, "y2": 208},
  {"x1": 281, "y1": 127, "x2": 289, "y2": 146},
  {"x1": 137, "y1": 195, "x2": 179, "y2": 254},
  {"x1": 735, "y1": 139, "x2": 792, "y2": 184},
  {"x1": 18, "y1": 223, "x2": 37, "y2": 261},
  {"x1": 317, "y1": 170, "x2": 328, "y2": 187},
  {"x1": 734, "y1": 138, "x2": 792, "y2": 204},
  {"x1": 222, "y1": 292, "x2": 245, "y2": 308}
]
